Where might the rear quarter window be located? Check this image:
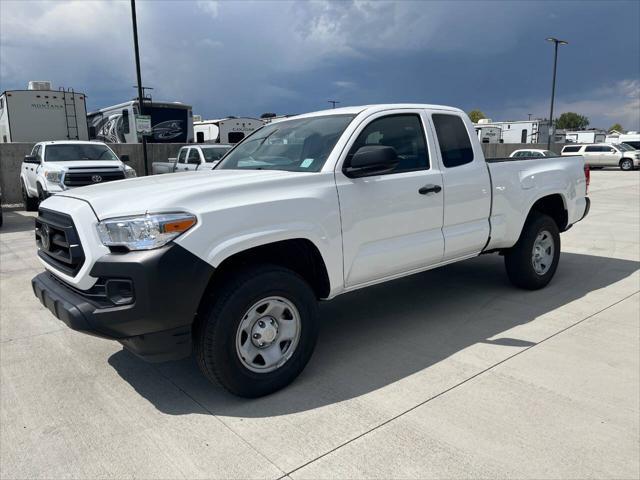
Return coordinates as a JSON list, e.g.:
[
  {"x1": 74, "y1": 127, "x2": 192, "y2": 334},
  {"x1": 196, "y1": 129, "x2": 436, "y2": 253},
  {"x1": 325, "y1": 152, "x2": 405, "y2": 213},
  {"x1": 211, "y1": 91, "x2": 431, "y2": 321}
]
[
  {"x1": 562, "y1": 146, "x2": 581, "y2": 153},
  {"x1": 432, "y1": 114, "x2": 474, "y2": 168}
]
